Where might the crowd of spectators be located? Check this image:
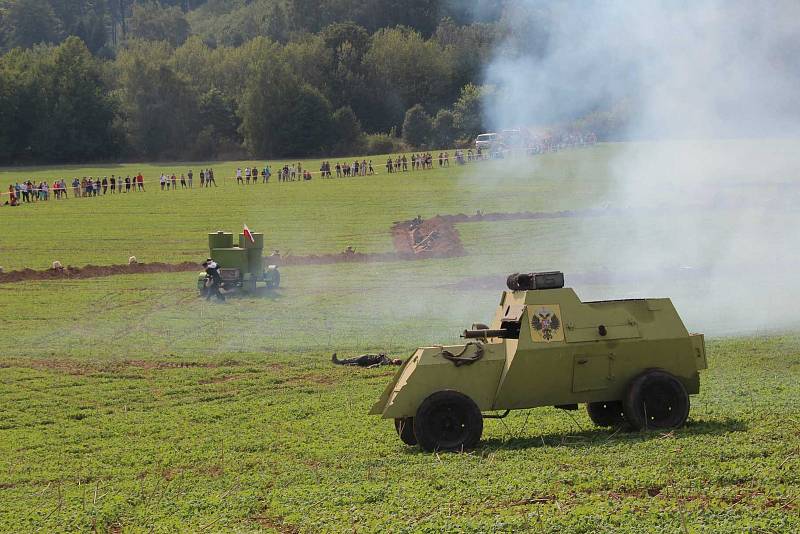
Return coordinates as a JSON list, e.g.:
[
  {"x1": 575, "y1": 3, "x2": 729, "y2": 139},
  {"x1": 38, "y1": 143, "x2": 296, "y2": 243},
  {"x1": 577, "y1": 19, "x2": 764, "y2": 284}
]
[
  {"x1": 3, "y1": 169, "x2": 217, "y2": 206},
  {"x1": 5, "y1": 174, "x2": 146, "y2": 206},
  {"x1": 3, "y1": 136, "x2": 598, "y2": 209}
]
